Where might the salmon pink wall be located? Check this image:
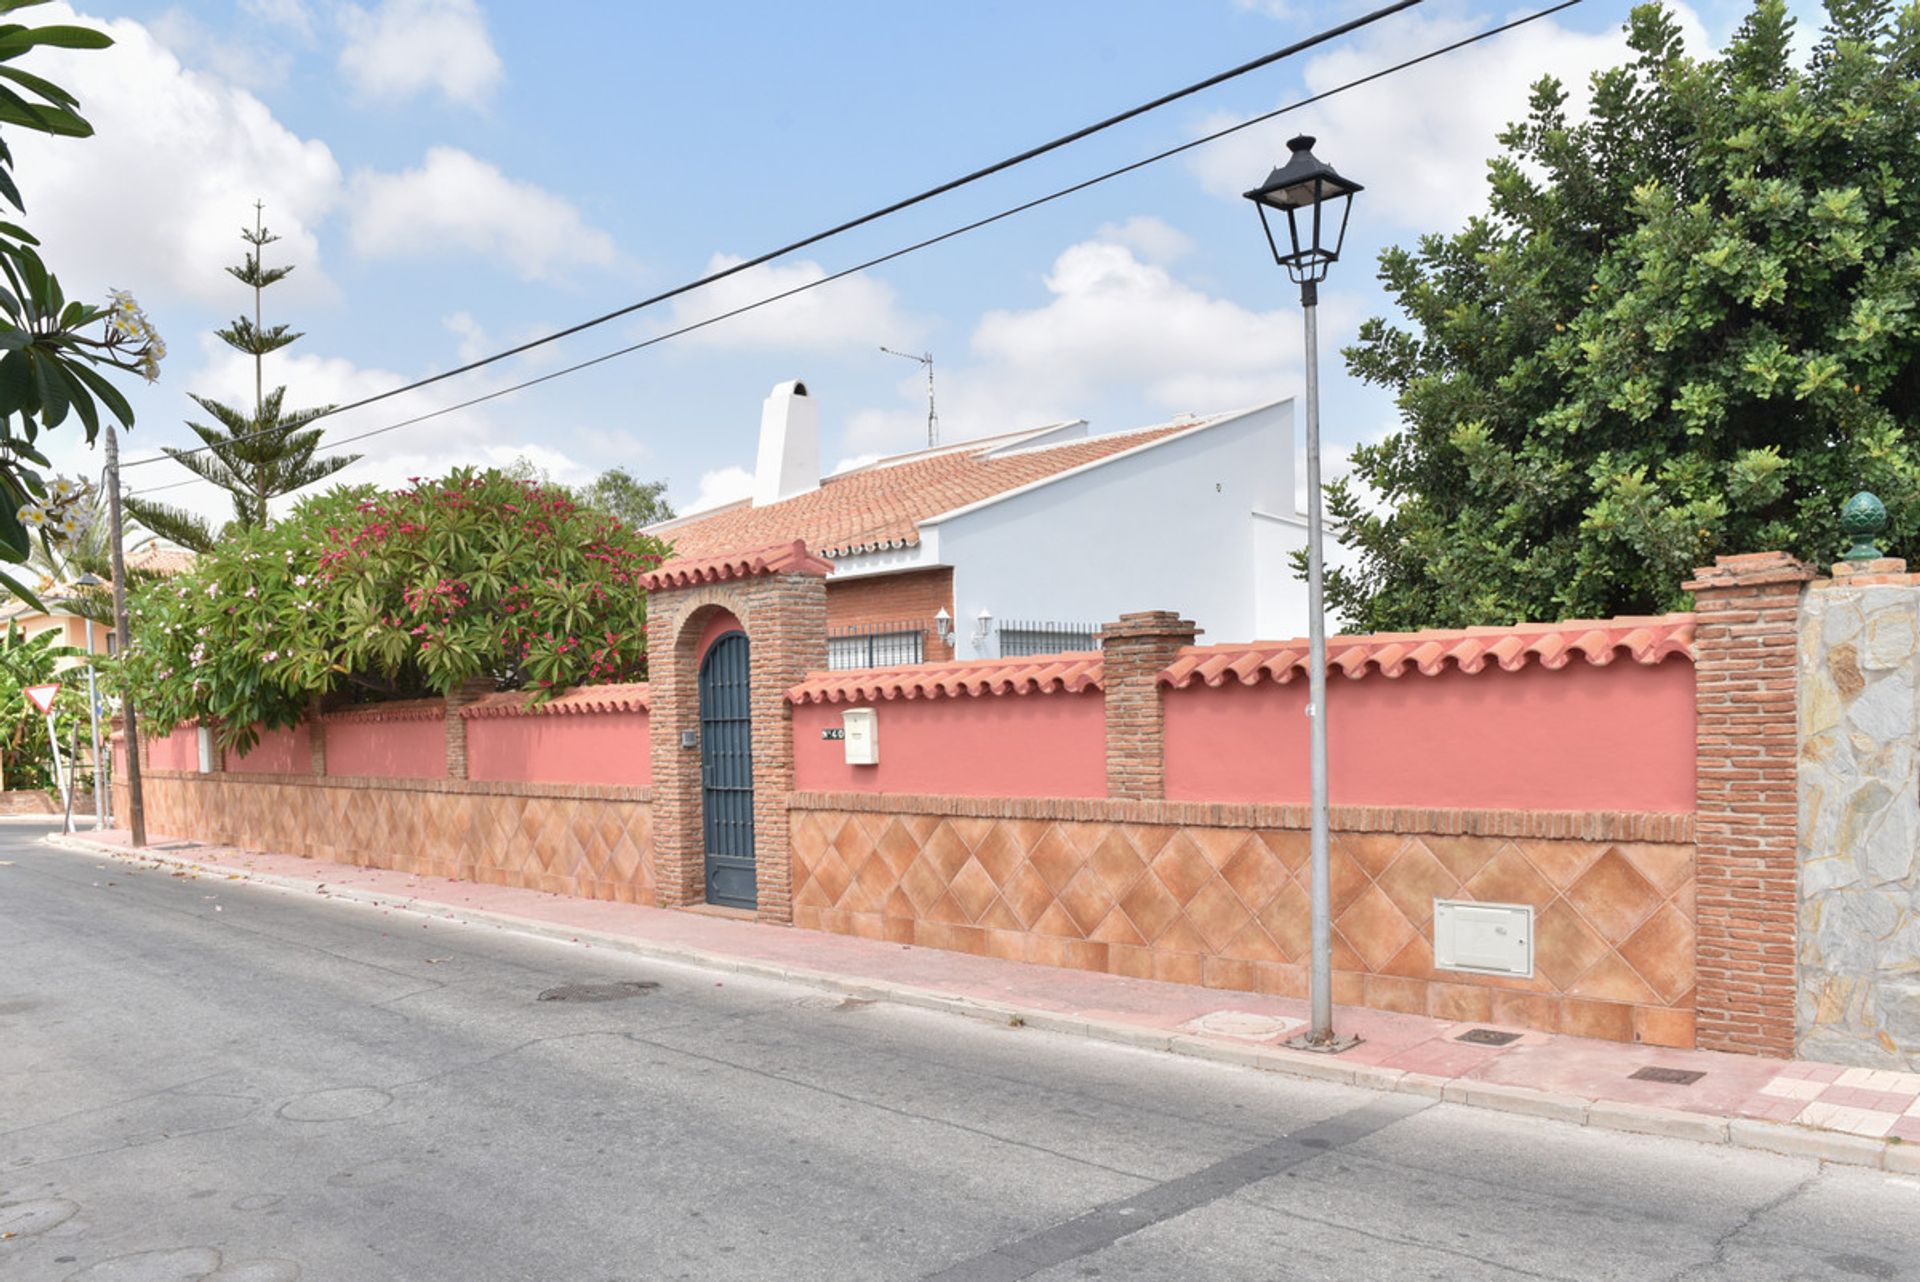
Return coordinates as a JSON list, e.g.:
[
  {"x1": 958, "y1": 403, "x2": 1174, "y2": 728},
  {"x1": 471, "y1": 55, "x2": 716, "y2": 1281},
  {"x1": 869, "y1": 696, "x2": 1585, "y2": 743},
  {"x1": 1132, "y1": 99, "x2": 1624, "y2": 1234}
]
[
  {"x1": 467, "y1": 712, "x2": 650, "y2": 787},
  {"x1": 323, "y1": 713, "x2": 445, "y2": 780},
  {"x1": 697, "y1": 610, "x2": 743, "y2": 662},
  {"x1": 1164, "y1": 659, "x2": 1696, "y2": 812},
  {"x1": 793, "y1": 693, "x2": 1106, "y2": 798},
  {"x1": 229, "y1": 724, "x2": 306, "y2": 776},
  {"x1": 145, "y1": 726, "x2": 198, "y2": 771}
]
